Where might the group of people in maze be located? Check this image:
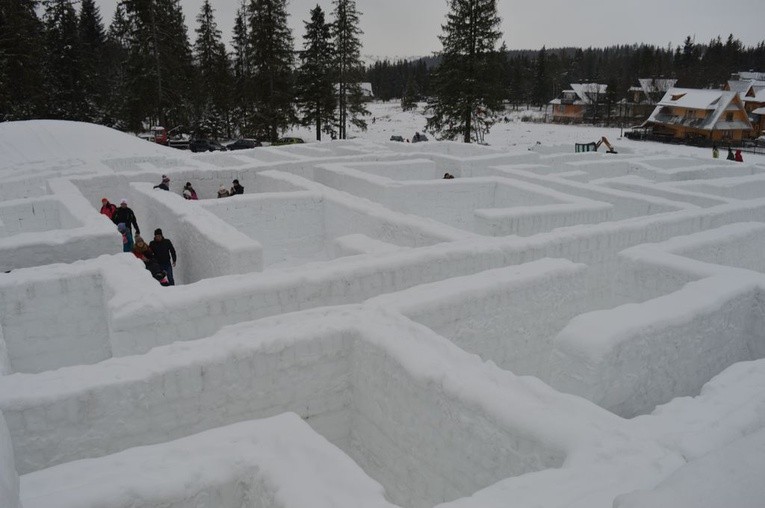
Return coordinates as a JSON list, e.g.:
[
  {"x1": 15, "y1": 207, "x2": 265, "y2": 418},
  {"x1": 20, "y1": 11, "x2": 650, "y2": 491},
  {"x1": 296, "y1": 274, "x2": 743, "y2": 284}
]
[
  {"x1": 100, "y1": 193, "x2": 176, "y2": 287},
  {"x1": 152, "y1": 175, "x2": 244, "y2": 199},
  {"x1": 712, "y1": 146, "x2": 744, "y2": 162},
  {"x1": 98, "y1": 174, "x2": 245, "y2": 285}
]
